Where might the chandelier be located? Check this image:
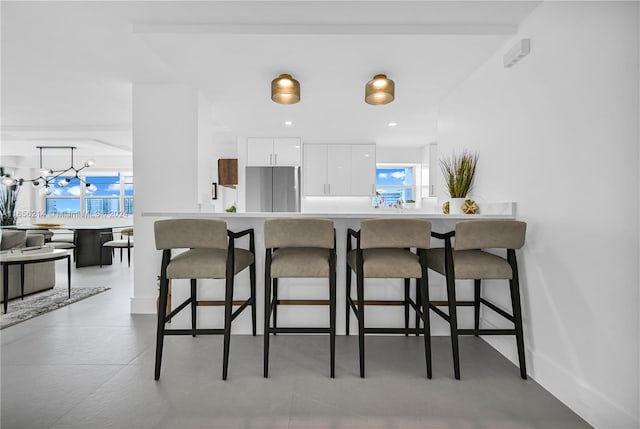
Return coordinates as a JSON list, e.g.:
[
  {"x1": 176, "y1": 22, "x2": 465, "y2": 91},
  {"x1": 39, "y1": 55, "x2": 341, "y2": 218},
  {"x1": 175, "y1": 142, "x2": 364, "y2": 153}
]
[{"x1": 1, "y1": 146, "x2": 95, "y2": 194}]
